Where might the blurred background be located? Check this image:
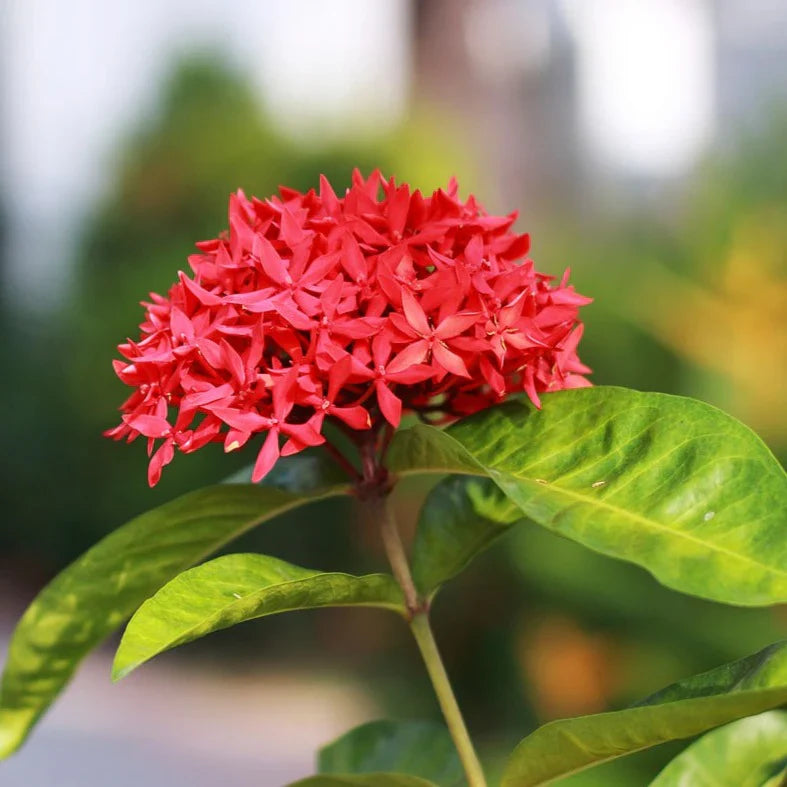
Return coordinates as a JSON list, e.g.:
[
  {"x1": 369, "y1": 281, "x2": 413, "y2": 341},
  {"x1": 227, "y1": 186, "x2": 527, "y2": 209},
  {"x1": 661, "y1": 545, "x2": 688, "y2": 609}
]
[{"x1": 1, "y1": 0, "x2": 786, "y2": 784}]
